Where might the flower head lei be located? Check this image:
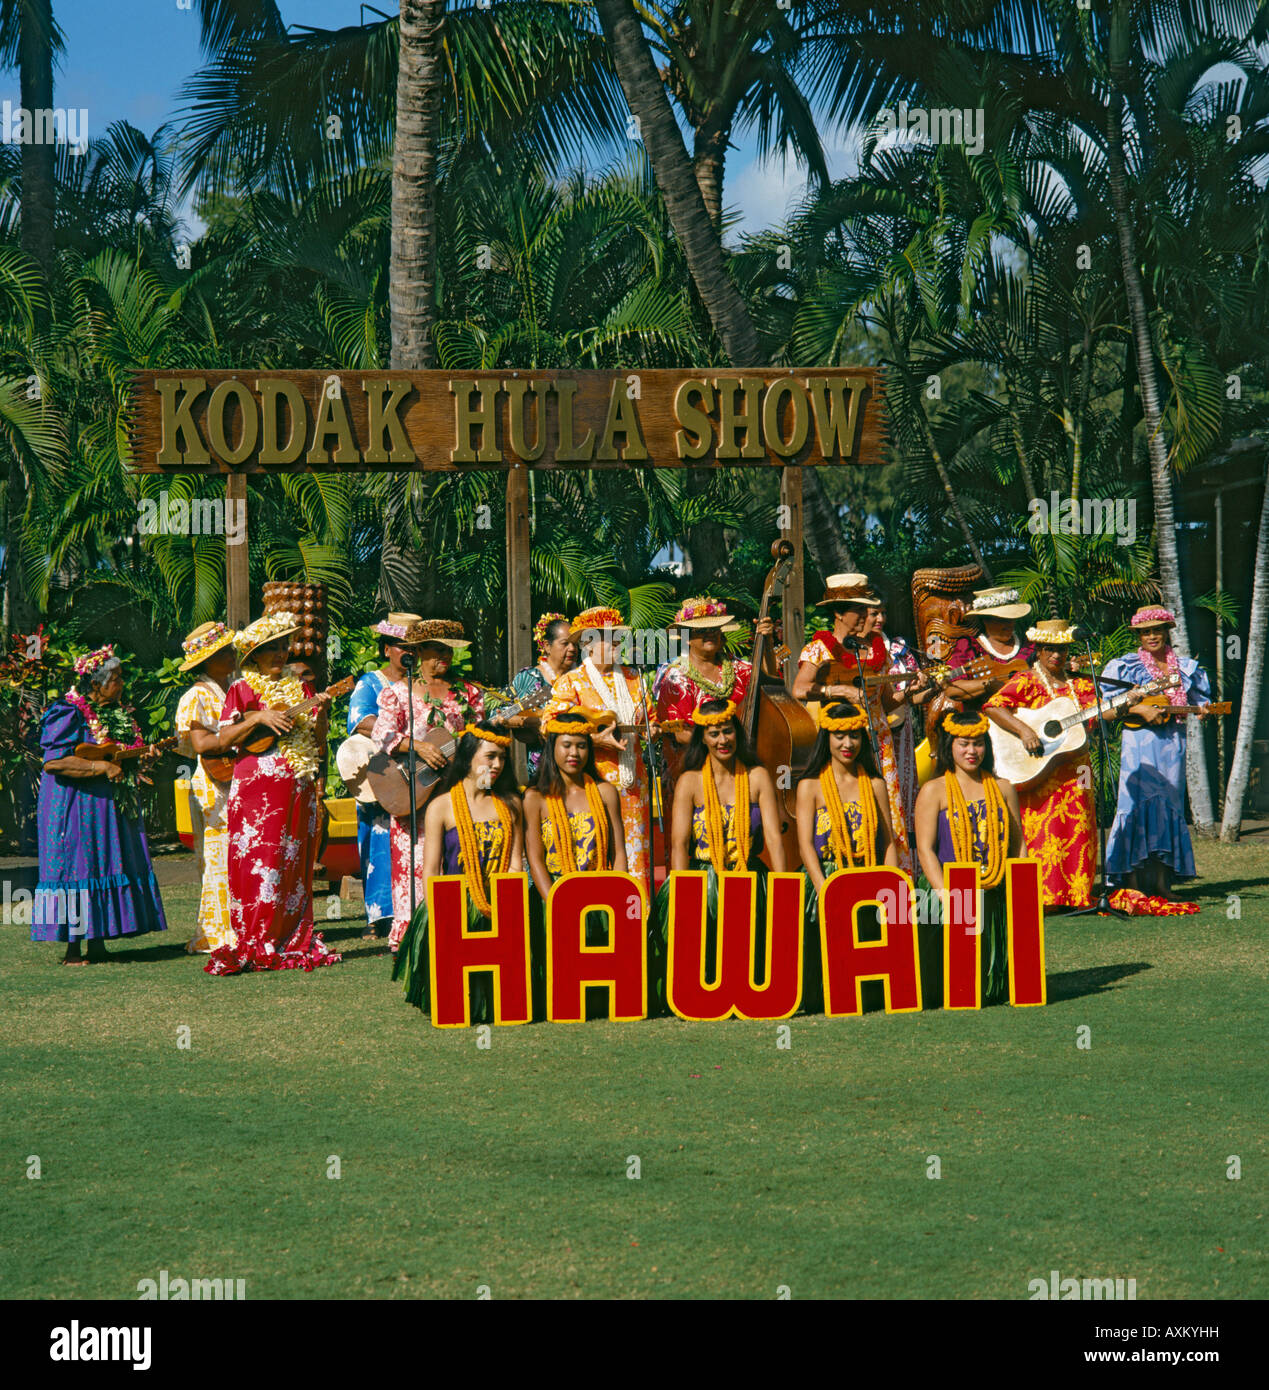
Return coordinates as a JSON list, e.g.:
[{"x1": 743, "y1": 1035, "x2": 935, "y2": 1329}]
[
  {"x1": 943, "y1": 710, "x2": 990, "y2": 738},
  {"x1": 464, "y1": 723, "x2": 512, "y2": 749},
  {"x1": 819, "y1": 705, "x2": 868, "y2": 732},
  {"x1": 533, "y1": 612, "x2": 569, "y2": 655},
  {"x1": 543, "y1": 711, "x2": 599, "y2": 737},
  {"x1": 74, "y1": 645, "x2": 115, "y2": 679},
  {"x1": 692, "y1": 700, "x2": 738, "y2": 727}
]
